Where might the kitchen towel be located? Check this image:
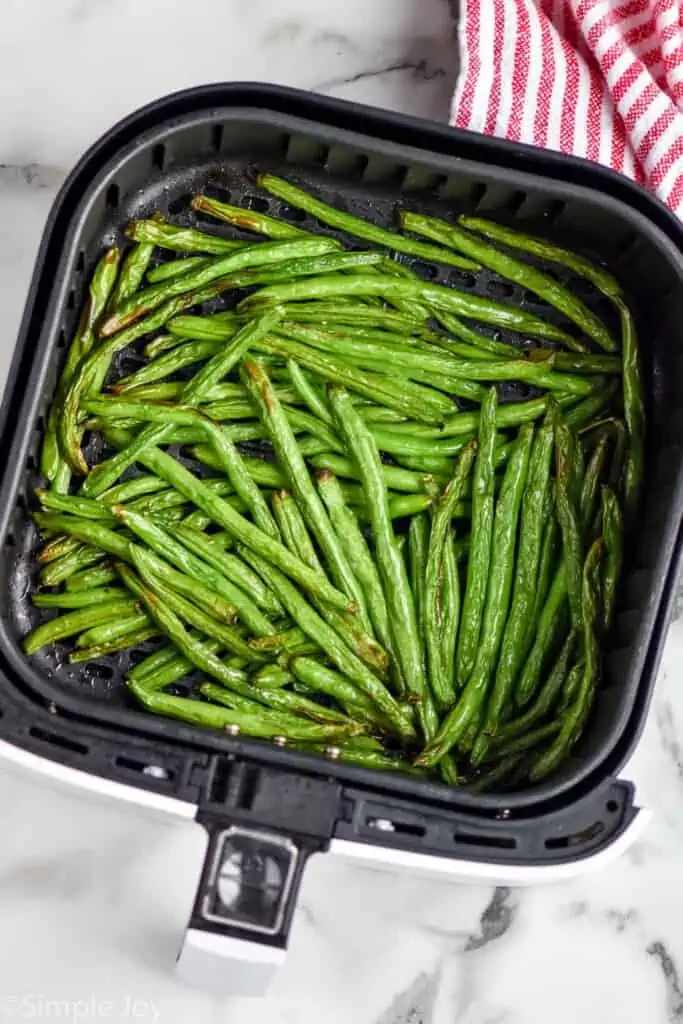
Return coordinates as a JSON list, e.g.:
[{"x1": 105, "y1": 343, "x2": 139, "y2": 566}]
[{"x1": 450, "y1": 0, "x2": 683, "y2": 215}]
